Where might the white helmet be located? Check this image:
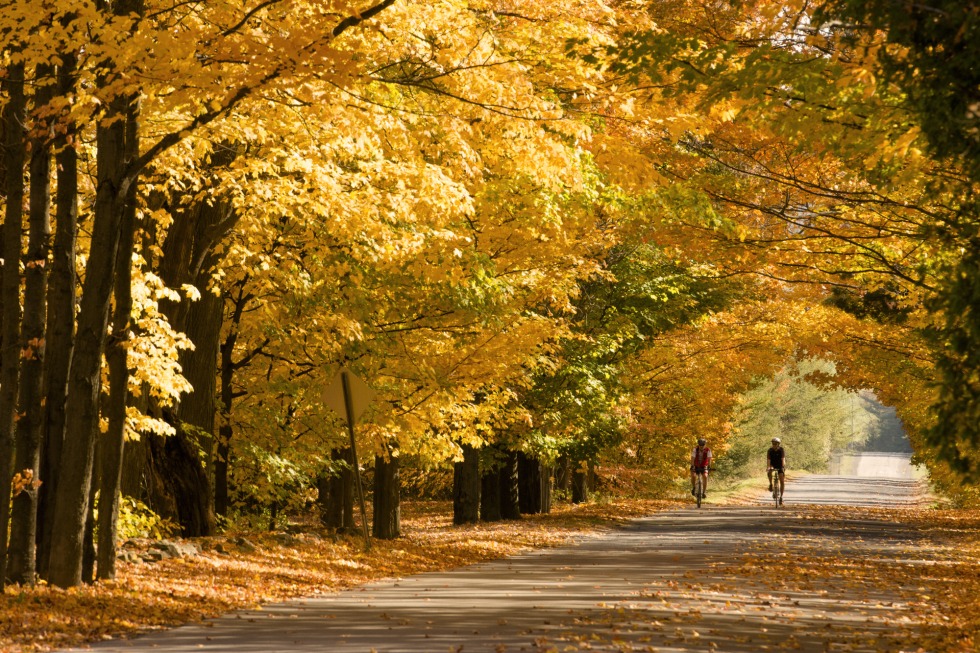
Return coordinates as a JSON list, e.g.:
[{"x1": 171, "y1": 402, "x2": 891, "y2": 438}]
[{"x1": 771, "y1": 437, "x2": 781, "y2": 444}]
